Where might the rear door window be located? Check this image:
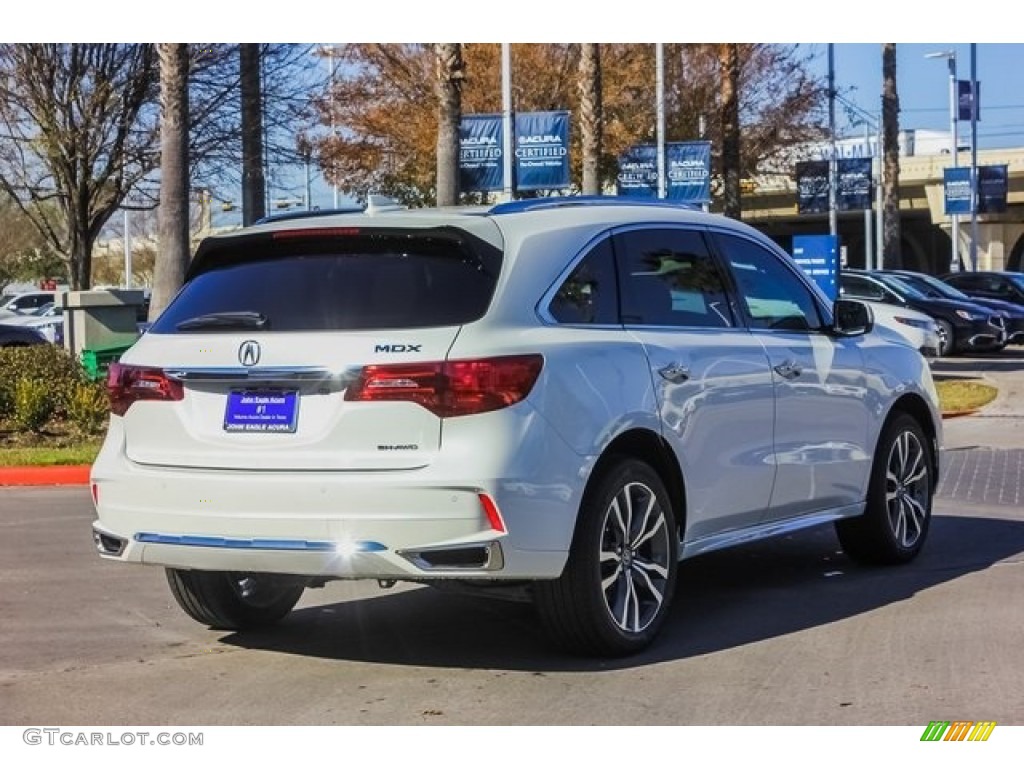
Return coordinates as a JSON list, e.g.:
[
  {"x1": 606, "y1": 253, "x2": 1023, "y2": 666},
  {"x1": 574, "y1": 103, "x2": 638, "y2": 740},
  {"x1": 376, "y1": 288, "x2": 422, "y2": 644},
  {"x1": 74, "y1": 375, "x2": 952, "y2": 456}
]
[{"x1": 614, "y1": 228, "x2": 735, "y2": 328}]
